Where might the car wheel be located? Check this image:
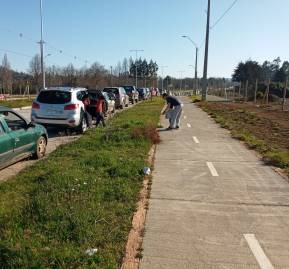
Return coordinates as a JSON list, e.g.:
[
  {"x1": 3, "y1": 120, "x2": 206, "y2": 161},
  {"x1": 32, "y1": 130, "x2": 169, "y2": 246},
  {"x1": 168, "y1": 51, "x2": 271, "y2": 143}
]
[{"x1": 33, "y1": 136, "x2": 47, "y2": 159}]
